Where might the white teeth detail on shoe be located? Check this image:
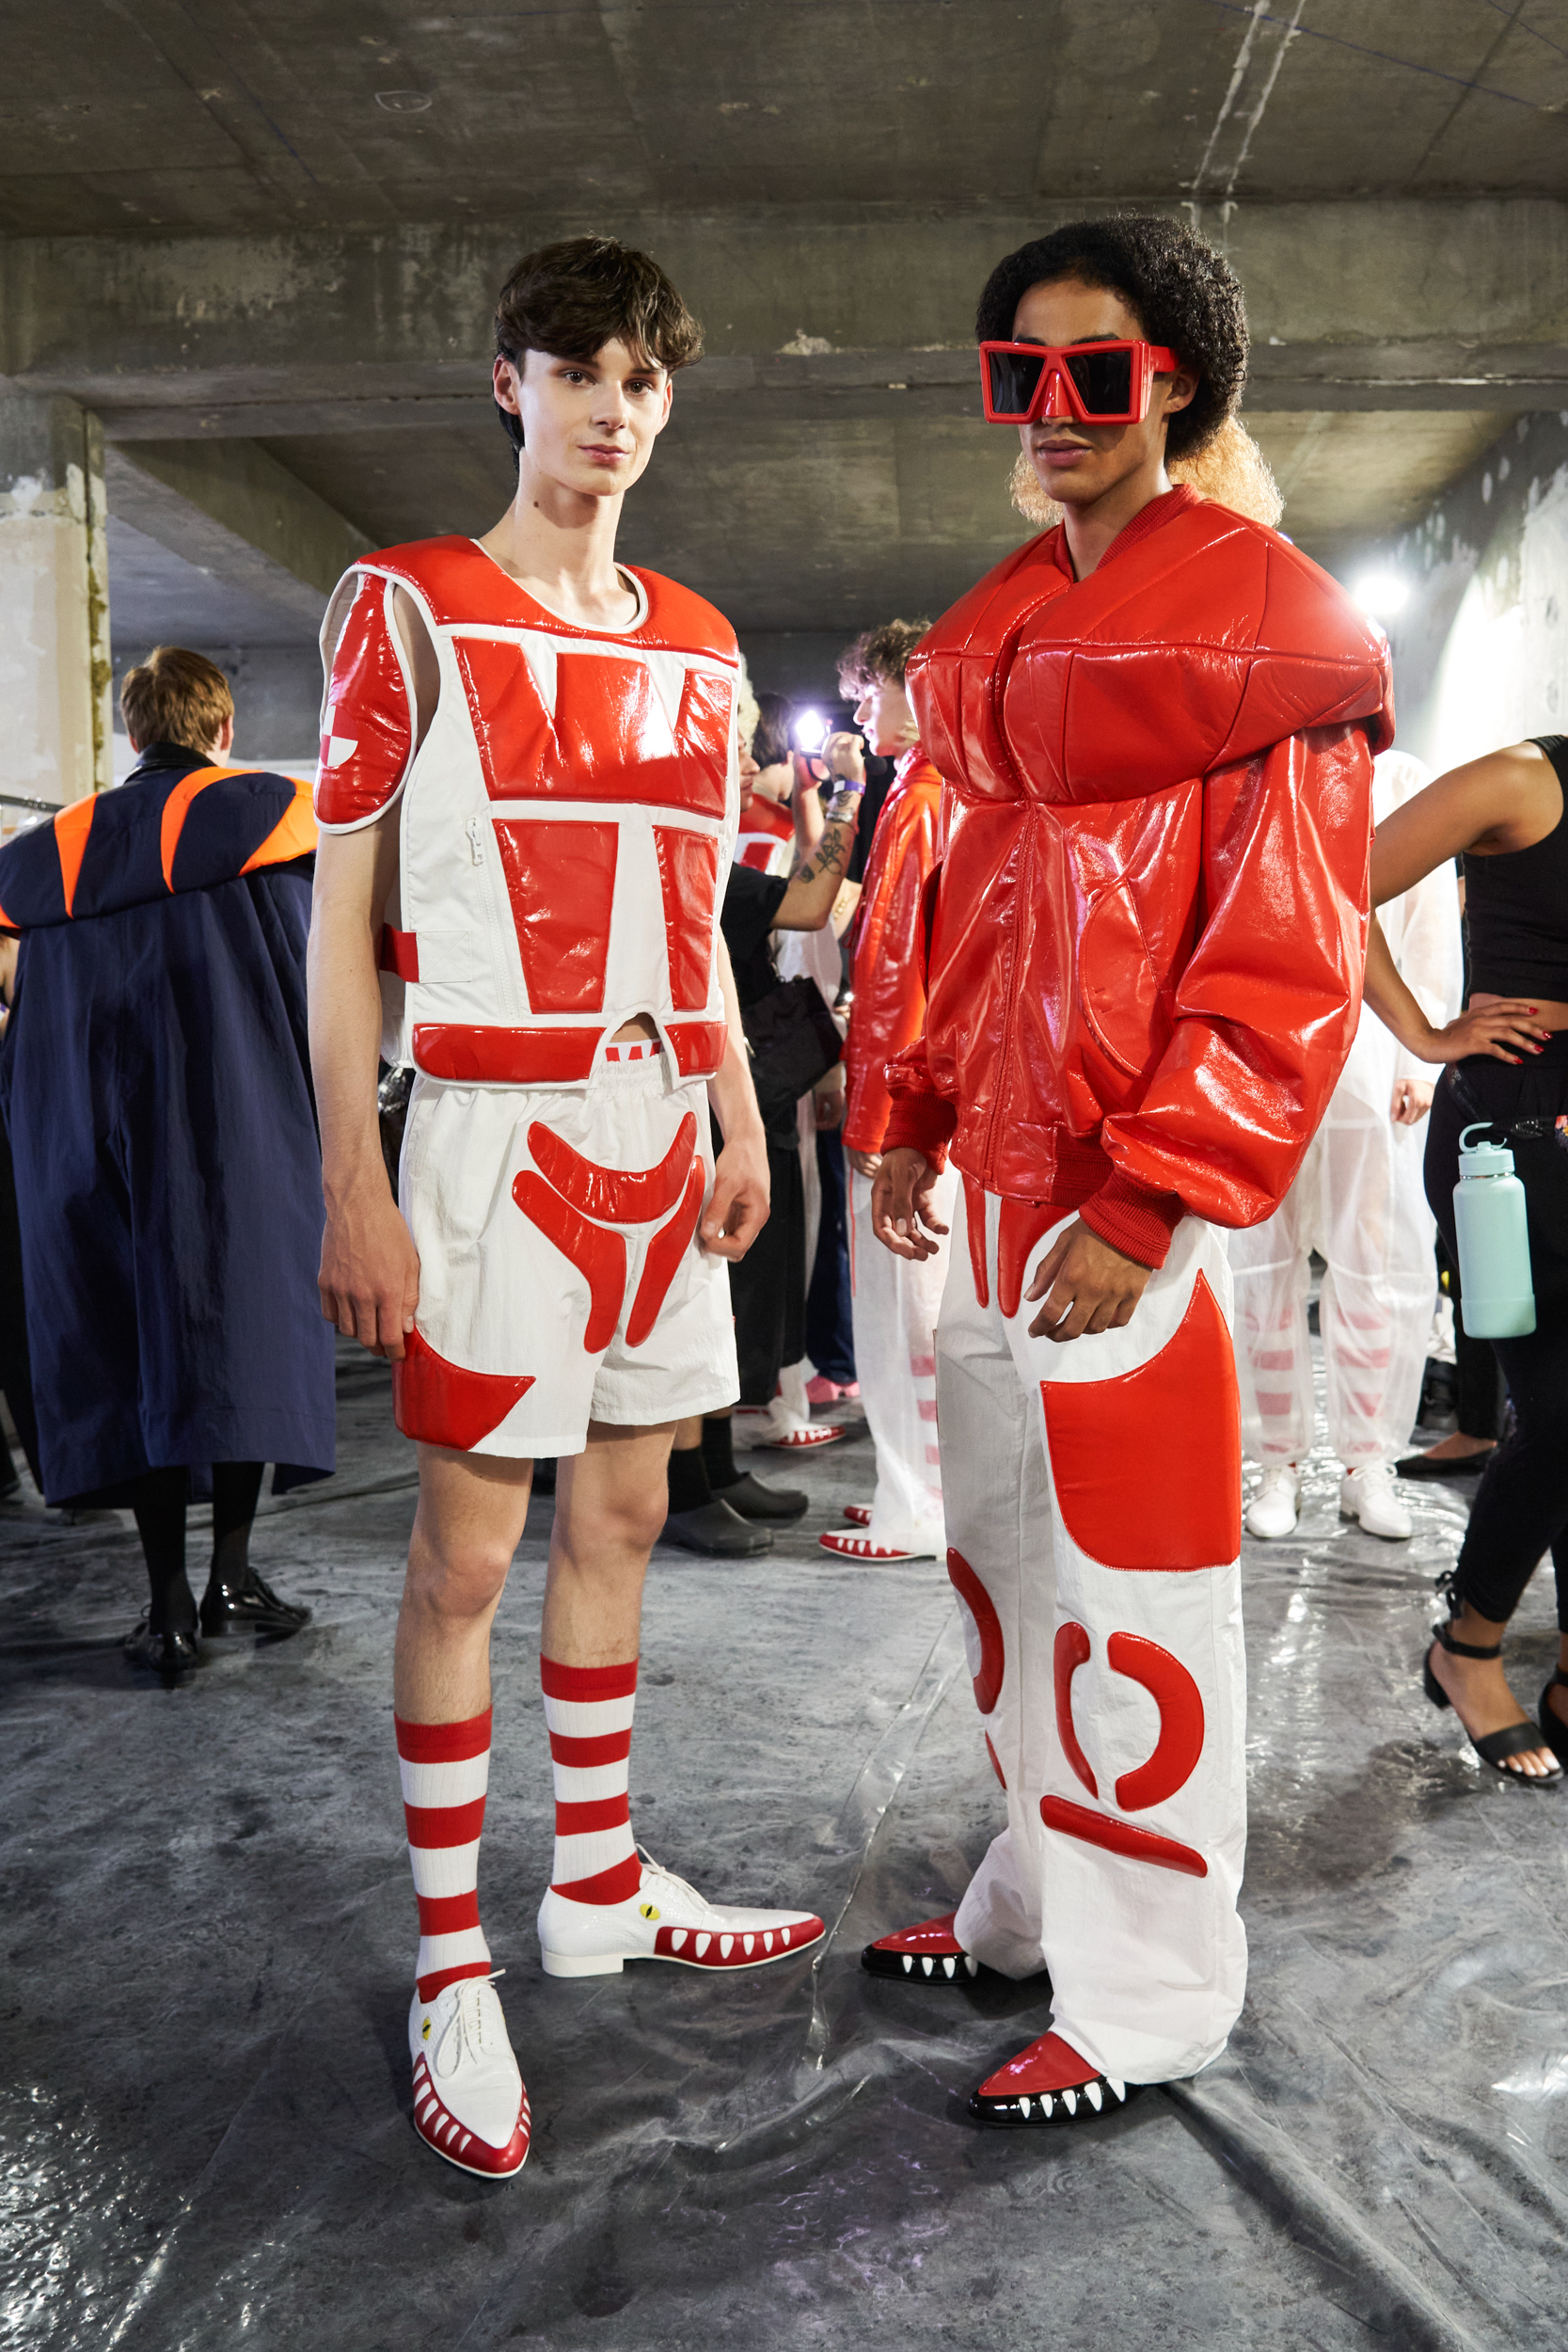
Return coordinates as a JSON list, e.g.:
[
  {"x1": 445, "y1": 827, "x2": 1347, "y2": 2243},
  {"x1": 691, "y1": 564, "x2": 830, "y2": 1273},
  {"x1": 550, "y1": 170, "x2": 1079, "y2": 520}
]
[
  {"x1": 1085, "y1": 2081, "x2": 1102, "y2": 2112},
  {"x1": 903, "y1": 1954, "x2": 913, "y2": 1973},
  {"x1": 965, "y1": 1957, "x2": 978, "y2": 1978},
  {"x1": 697, "y1": 1933, "x2": 711, "y2": 1958},
  {"x1": 1019, "y1": 2097, "x2": 1031, "y2": 2119},
  {"x1": 1040, "y1": 2094, "x2": 1053, "y2": 2118},
  {"x1": 672, "y1": 1930, "x2": 687, "y2": 1951},
  {"x1": 1107, "y1": 2077, "x2": 1125, "y2": 2102},
  {"x1": 942, "y1": 1957, "x2": 956, "y2": 1978},
  {"x1": 922, "y1": 1956, "x2": 933, "y2": 1976},
  {"x1": 1063, "y1": 2090, "x2": 1077, "y2": 2116}
]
